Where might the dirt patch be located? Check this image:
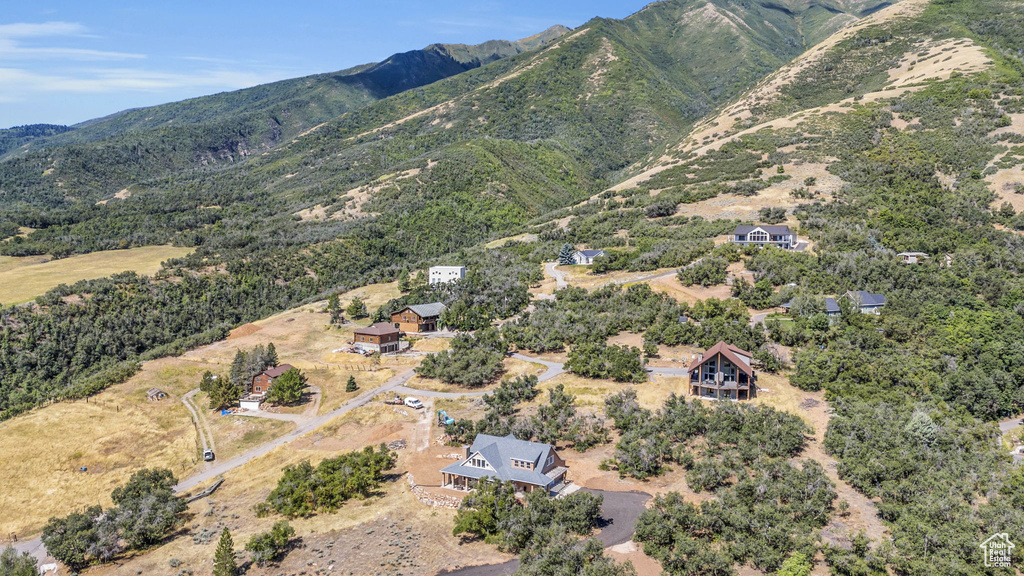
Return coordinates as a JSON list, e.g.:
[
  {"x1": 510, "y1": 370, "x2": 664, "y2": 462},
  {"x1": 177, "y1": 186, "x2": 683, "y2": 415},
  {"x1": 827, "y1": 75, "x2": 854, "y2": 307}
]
[
  {"x1": 647, "y1": 274, "x2": 732, "y2": 305},
  {"x1": 228, "y1": 323, "x2": 262, "y2": 339}
]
